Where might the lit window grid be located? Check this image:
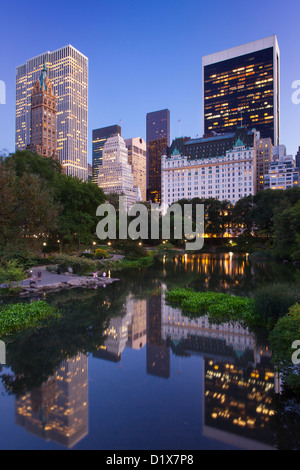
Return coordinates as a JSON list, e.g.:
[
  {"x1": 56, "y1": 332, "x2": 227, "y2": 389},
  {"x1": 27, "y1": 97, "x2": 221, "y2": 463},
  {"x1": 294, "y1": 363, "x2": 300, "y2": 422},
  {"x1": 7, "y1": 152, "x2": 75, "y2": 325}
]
[
  {"x1": 16, "y1": 46, "x2": 88, "y2": 181},
  {"x1": 161, "y1": 147, "x2": 255, "y2": 208}
]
